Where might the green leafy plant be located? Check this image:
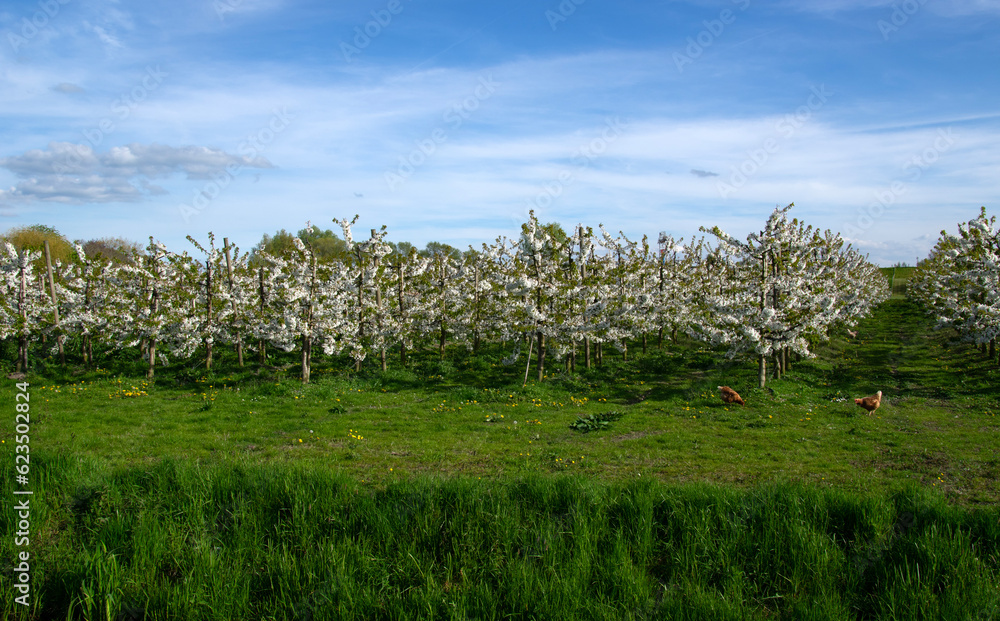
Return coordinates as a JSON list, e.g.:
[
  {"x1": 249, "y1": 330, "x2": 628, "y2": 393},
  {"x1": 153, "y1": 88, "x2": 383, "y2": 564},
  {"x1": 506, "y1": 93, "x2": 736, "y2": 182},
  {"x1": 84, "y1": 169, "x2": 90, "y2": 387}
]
[{"x1": 569, "y1": 410, "x2": 624, "y2": 433}]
